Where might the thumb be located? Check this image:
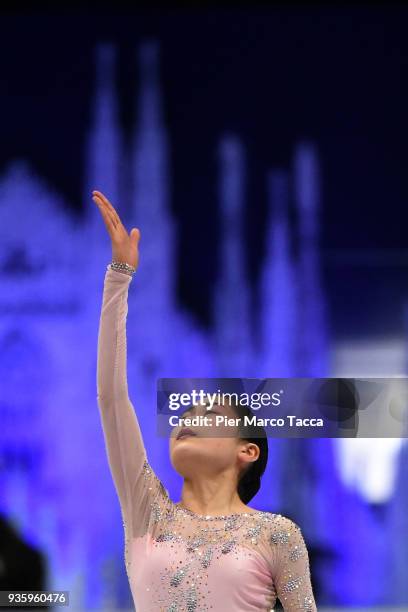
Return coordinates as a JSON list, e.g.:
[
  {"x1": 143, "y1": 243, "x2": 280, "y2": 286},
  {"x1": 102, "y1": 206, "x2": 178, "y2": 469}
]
[{"x1": 130, "y1": 228, "x2": 141, "y2": 246}]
